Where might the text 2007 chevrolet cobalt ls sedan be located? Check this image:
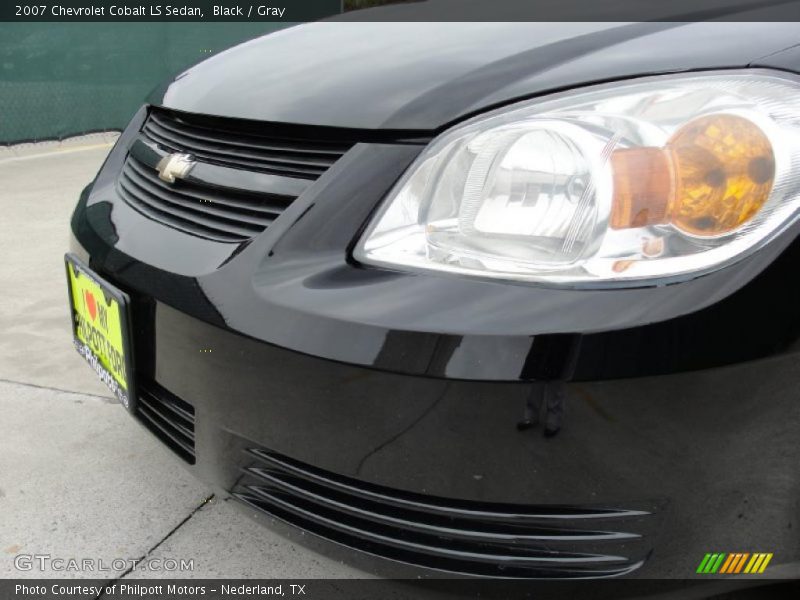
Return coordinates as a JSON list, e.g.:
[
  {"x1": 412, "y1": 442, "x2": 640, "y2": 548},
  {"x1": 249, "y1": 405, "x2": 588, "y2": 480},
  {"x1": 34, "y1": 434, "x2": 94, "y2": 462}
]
[{"x1": 66, "y1": 23, "x2": 800, "y2": 579}]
